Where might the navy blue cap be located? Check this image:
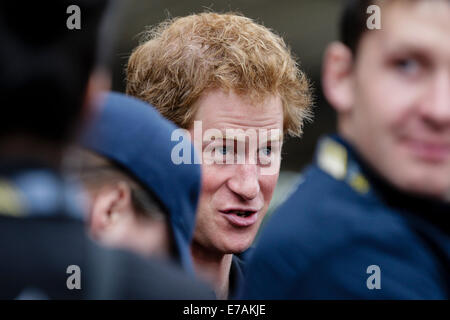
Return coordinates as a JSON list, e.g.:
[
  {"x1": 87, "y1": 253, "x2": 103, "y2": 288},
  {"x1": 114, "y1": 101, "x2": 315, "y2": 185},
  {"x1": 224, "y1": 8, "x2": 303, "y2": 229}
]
[{"x1": 81, "y1": 92, "x2": 201, "y2": 273}]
